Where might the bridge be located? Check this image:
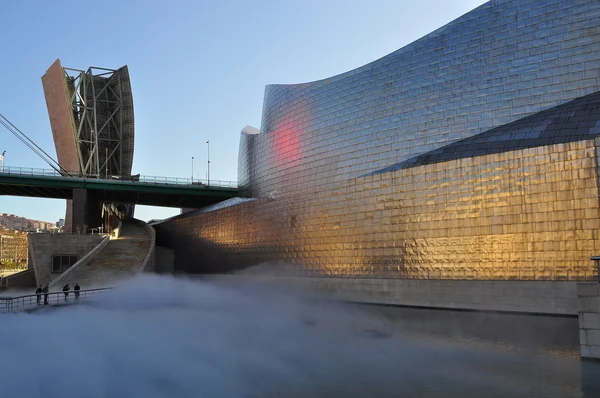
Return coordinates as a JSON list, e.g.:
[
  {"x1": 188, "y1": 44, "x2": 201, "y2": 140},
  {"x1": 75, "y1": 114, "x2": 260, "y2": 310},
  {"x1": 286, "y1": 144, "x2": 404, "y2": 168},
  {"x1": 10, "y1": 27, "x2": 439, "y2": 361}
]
[{"x1": 0, "y1": 166, "x2": 238, "y2": 208}]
